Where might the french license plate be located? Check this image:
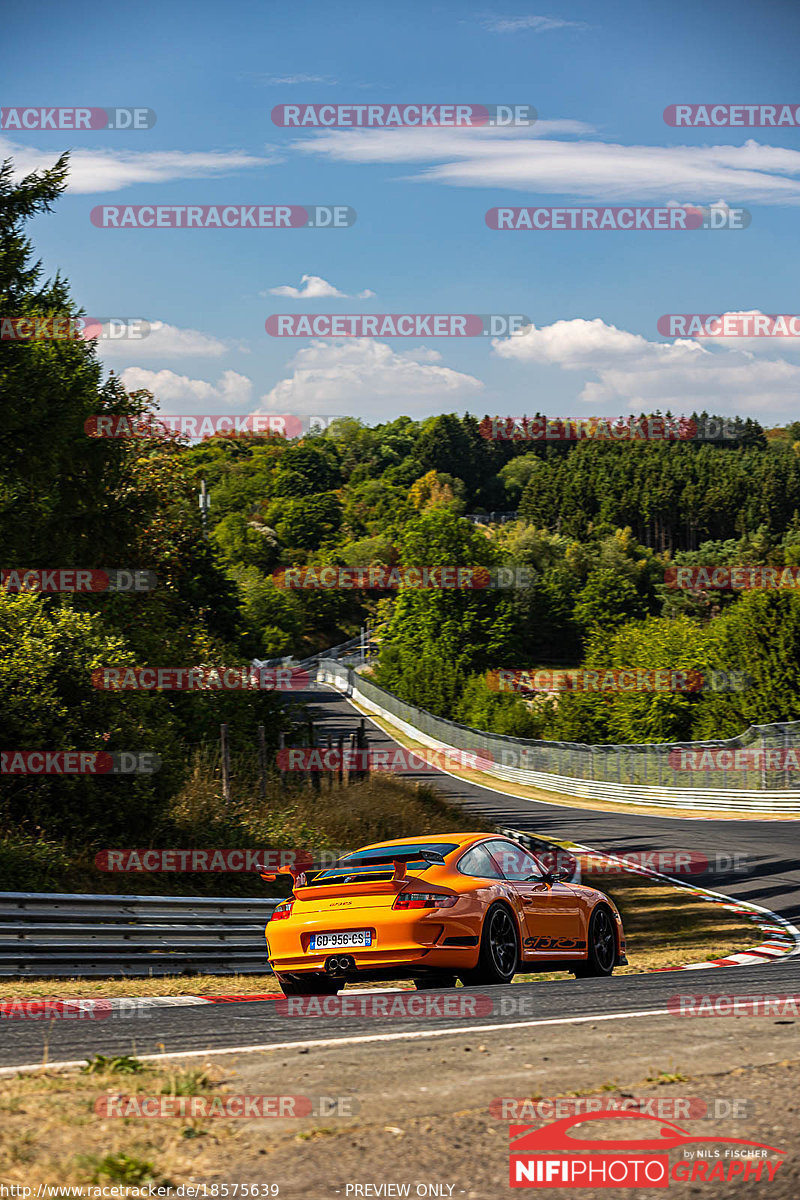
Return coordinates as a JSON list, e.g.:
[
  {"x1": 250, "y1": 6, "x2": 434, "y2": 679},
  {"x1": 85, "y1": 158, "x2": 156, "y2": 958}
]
[{"x1": 309, "y1": 930, "x2": 372, "y2": 951}]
